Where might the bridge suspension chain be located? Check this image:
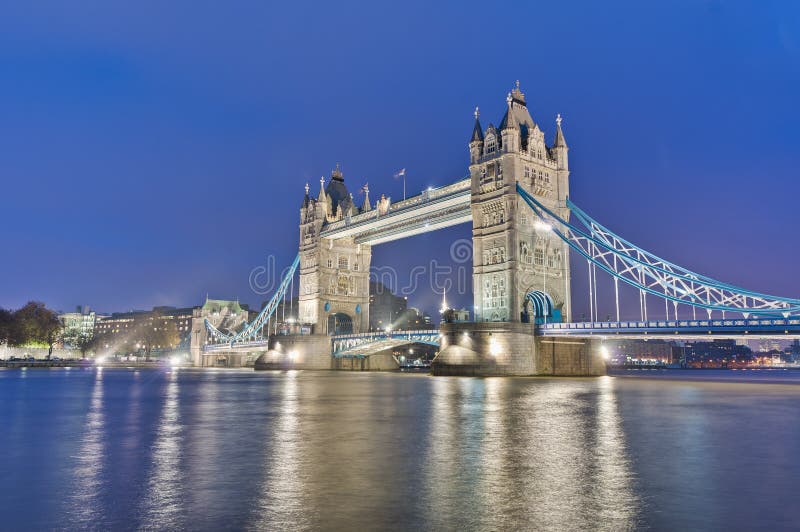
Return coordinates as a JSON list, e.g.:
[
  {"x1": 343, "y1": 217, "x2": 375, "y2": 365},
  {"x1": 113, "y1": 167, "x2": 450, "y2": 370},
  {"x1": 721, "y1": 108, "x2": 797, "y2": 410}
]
[
  {"x1": 204, "y1": 254, "x2": 300, "y2": 344},
  {"x1": 517, "y1": 184, "x2": 800, "y2": 318}
]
